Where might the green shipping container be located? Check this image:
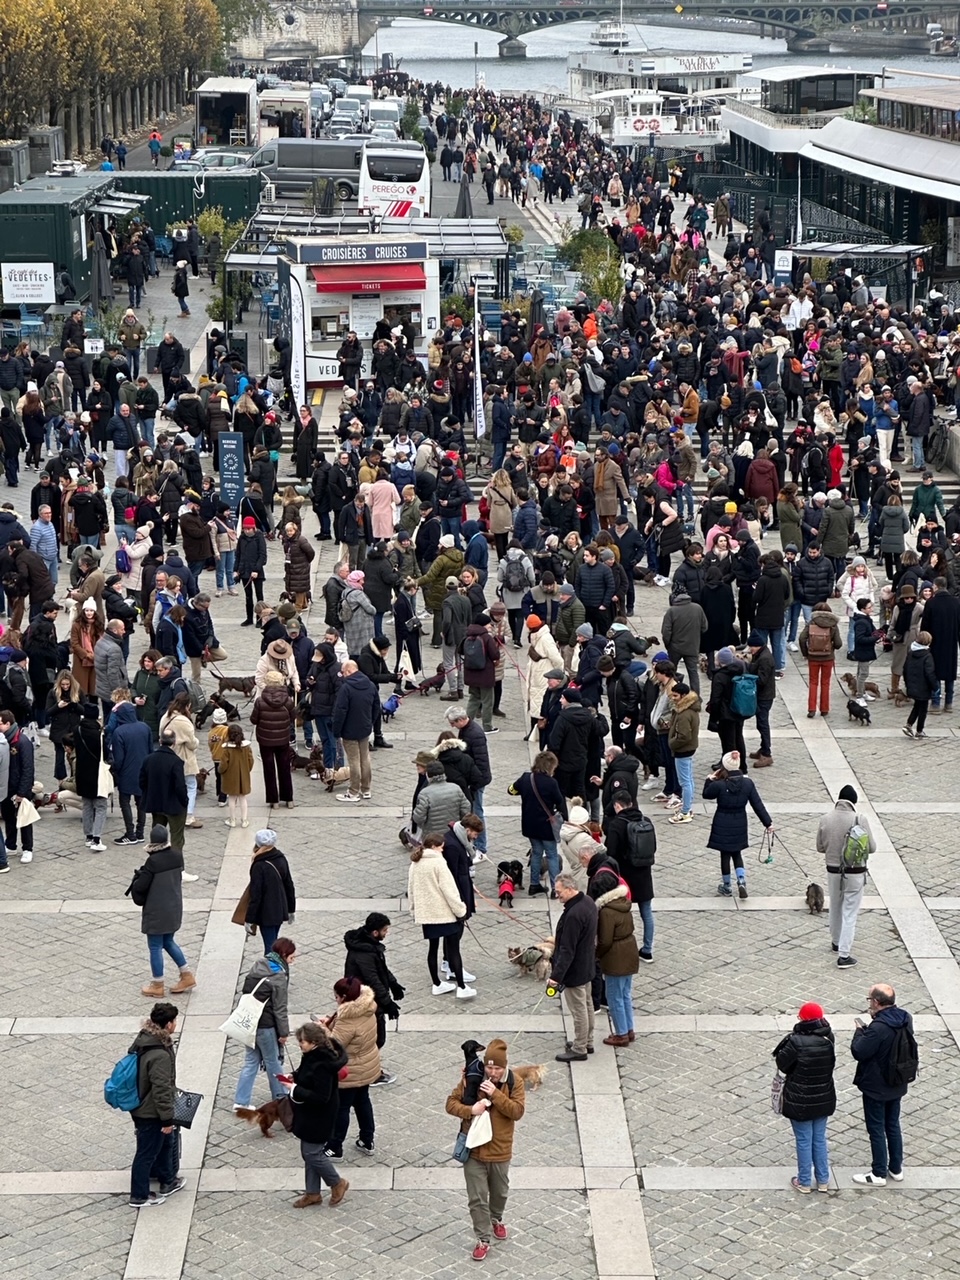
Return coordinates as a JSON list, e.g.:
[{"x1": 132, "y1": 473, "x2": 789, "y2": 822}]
[
  {"x1": 0, "y1": 173, "x2": 118, "y2": 306},
  {"x1": 113, "y1": 171, "x2": 263, "y2": 234}
]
